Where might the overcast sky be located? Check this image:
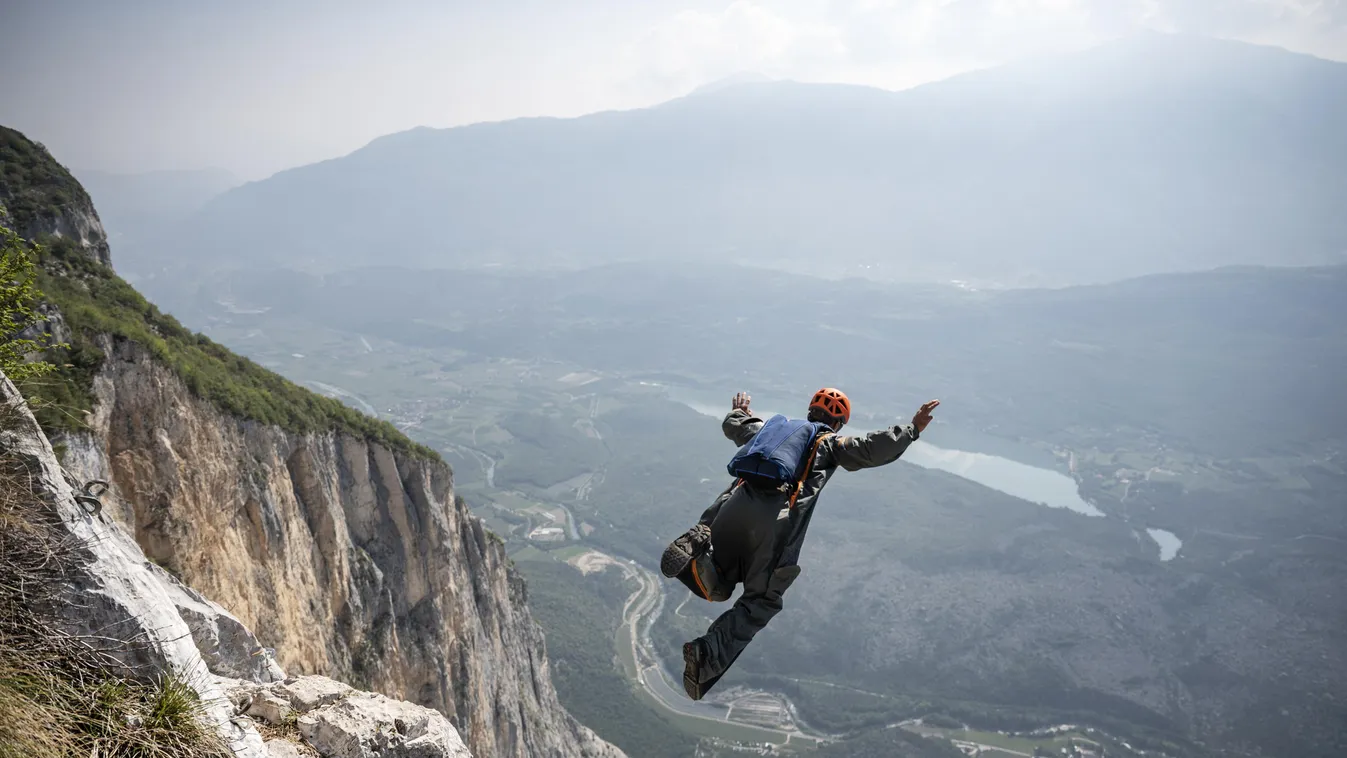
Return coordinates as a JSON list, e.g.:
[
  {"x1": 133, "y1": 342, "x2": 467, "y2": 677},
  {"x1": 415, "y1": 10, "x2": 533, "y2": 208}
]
[{"x1": 2, "y1": 0, "x2": 1344, "y2": 180}]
